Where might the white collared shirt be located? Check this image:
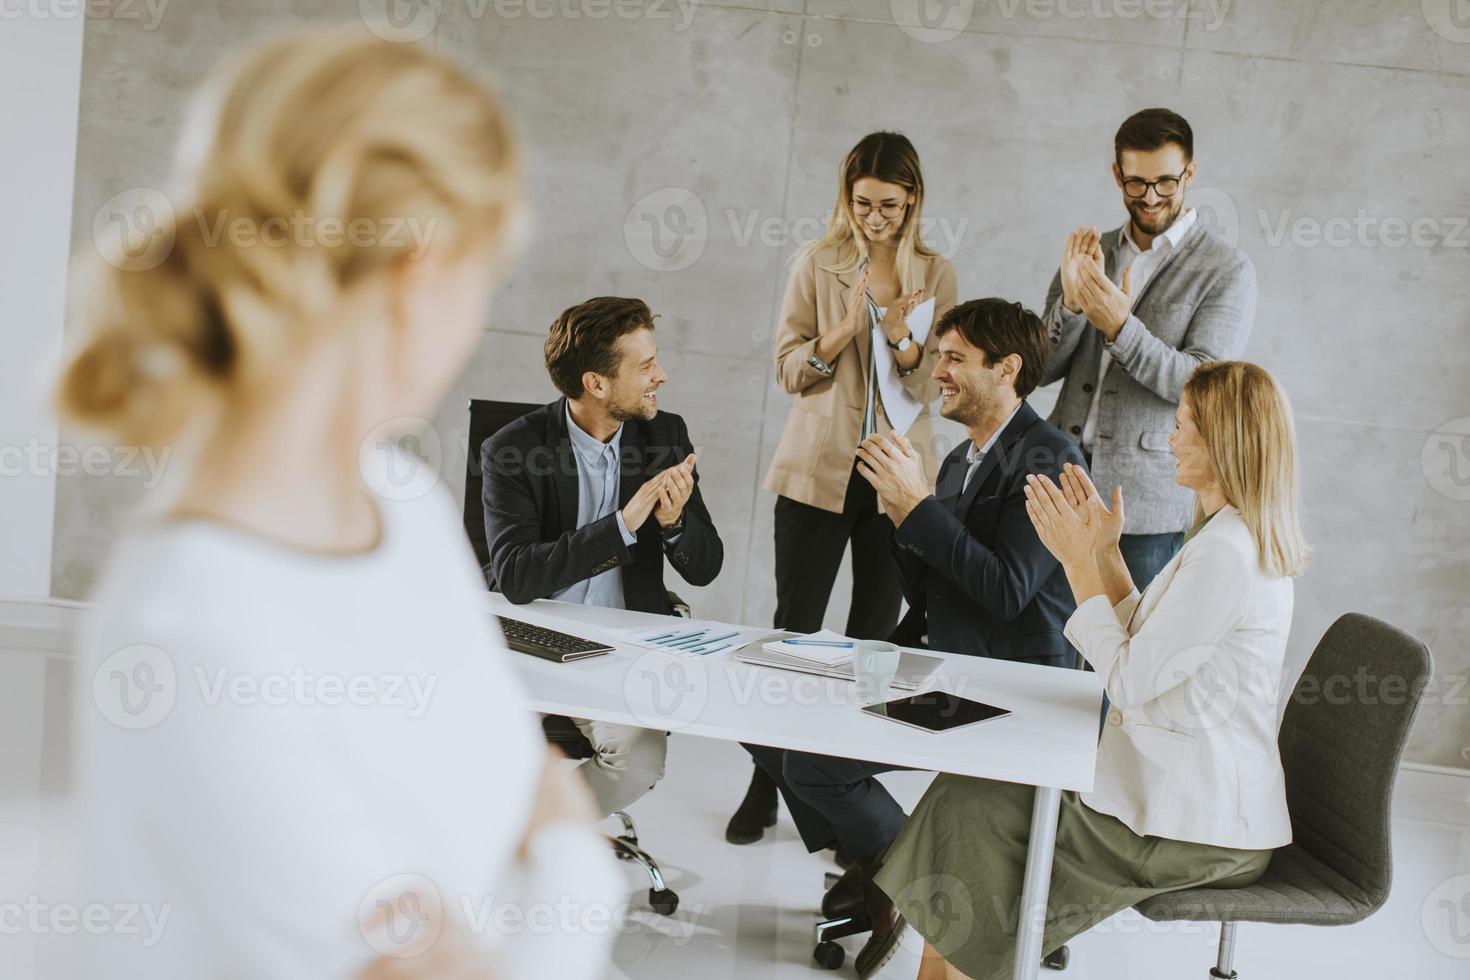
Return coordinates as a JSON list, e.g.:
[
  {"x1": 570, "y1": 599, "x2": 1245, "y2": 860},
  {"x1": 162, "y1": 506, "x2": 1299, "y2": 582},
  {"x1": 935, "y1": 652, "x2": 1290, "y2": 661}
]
[{"x1": 1080, "y1": 208, "x2": 1197, "y2": 453}]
